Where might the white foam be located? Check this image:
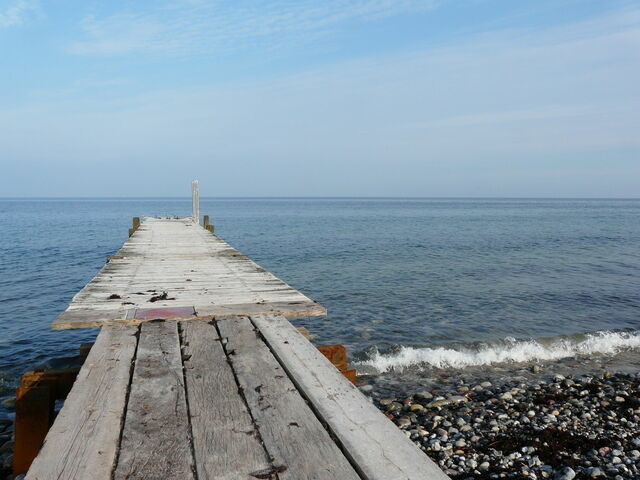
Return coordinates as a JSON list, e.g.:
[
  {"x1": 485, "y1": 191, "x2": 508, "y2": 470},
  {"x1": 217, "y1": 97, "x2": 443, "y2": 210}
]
[{"x1": 357, "y1": 330, "x2": 640, "y2": 373}]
